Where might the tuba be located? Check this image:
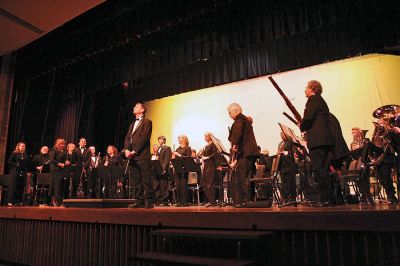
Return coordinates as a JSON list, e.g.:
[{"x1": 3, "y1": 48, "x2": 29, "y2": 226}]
[
  {"x1": 369, "y1": 123, "x2": 392, "y2": 165},
  {"x1": 368, "y1": 105, "x2": 400, "y2": 165}
]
